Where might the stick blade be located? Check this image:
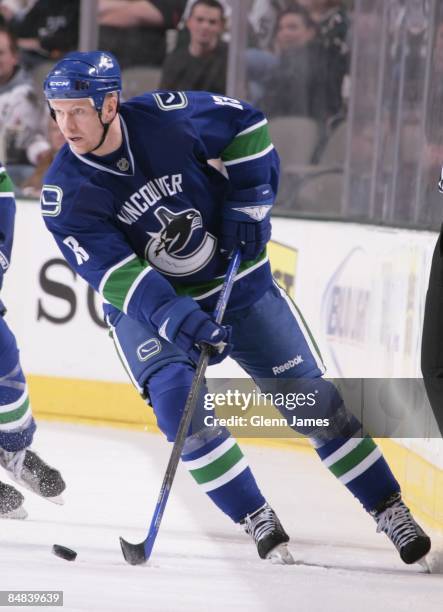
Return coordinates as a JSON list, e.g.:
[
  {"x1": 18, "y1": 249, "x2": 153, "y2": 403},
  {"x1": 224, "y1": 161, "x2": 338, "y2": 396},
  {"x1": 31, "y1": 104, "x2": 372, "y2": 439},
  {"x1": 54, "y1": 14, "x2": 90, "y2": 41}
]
[{"x1": 119, "y1": 537, "x2": 148, "y2": 566}]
